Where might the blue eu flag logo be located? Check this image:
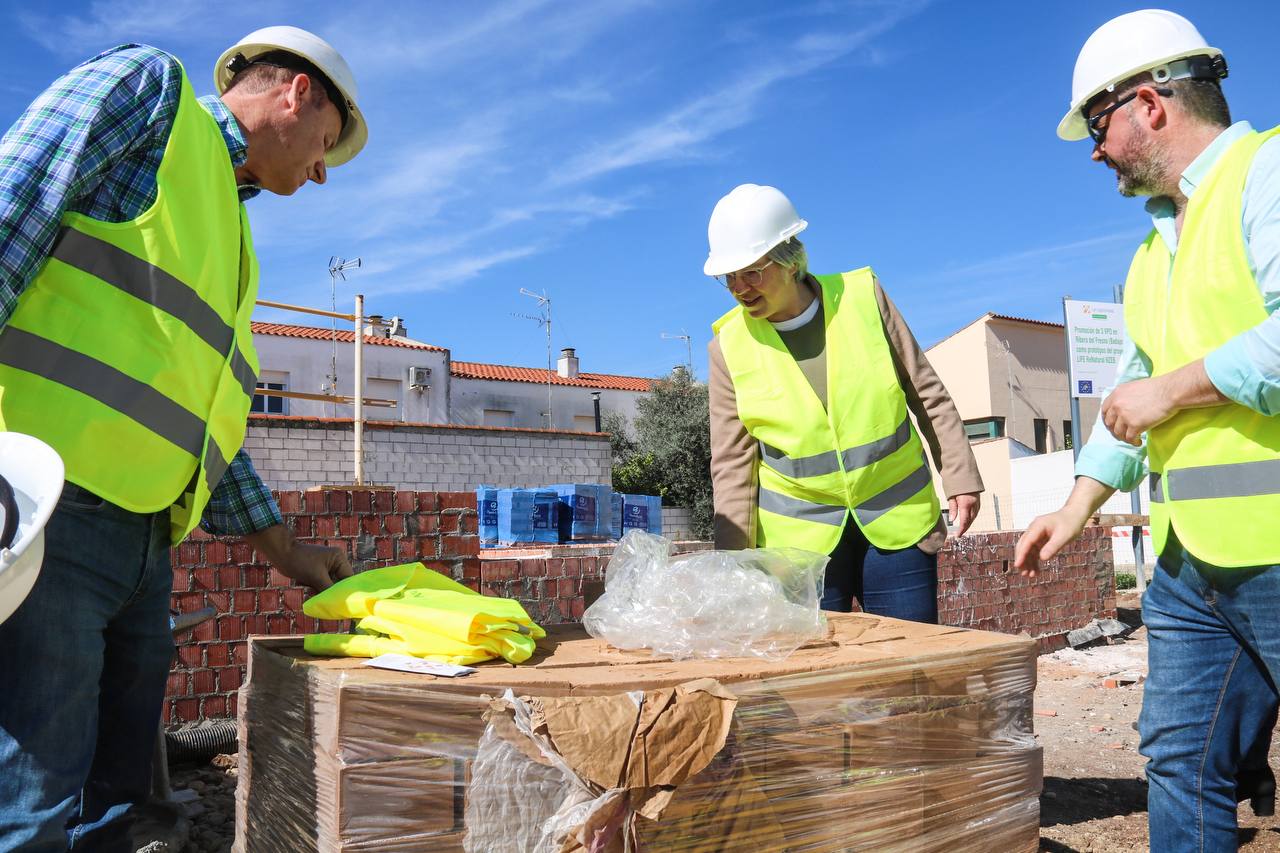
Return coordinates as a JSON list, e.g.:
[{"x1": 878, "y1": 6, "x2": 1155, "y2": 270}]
[{"x1": 1078, "y1": 380, "x2": 1093, "y2": 394}]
